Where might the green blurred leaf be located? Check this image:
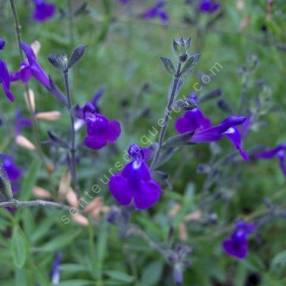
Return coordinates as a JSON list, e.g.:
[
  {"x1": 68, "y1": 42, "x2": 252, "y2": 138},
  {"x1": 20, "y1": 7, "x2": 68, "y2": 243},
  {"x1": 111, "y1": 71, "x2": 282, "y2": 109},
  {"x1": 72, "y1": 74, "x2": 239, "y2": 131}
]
[
  {"x1": 105, "y1": 271, "x2": 134, "y2": 283},
  {"x1": 140, "y1": 260, "x2": 163, "y2": 286},
  {"x1": 11, "y1": 226, "x2": 27, "y2": 268}
]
